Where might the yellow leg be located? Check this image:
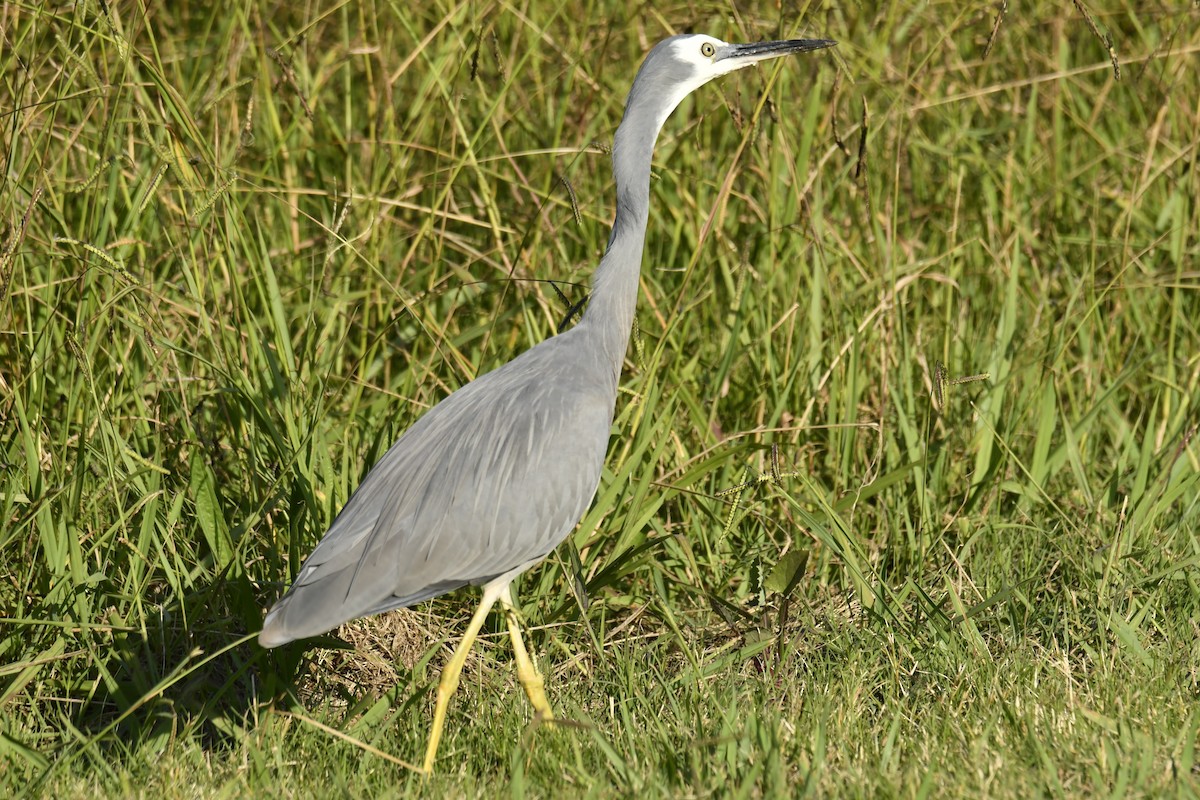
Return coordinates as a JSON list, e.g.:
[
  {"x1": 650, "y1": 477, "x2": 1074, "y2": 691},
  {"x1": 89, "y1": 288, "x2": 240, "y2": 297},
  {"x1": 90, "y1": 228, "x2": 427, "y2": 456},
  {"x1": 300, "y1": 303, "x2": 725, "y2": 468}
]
[
  {"x1": 422, "y1": 583, "x2": 503, "y2": 774},
  {"x1": 499, "y1": 585, "x2": 554, "y2": 722}
]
